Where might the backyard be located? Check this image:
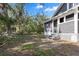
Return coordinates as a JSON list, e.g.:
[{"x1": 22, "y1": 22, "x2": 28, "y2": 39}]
[
  {"x1": 1, "y1": 3, "x2": 79, "y2": 56},
  {"x1": 0, "y1": 34, "x2": 79, "y2": 56}
]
